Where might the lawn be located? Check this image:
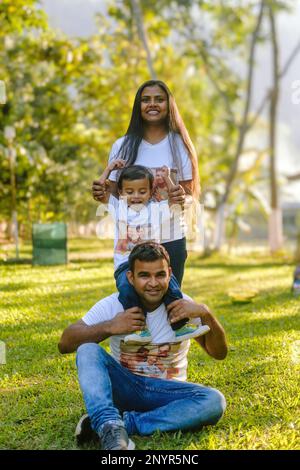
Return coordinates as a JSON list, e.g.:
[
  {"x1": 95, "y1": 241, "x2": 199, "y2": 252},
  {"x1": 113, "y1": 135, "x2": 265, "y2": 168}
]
[{"x1": 0, "y1": 238, "x2": 299, "y2": 450}]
